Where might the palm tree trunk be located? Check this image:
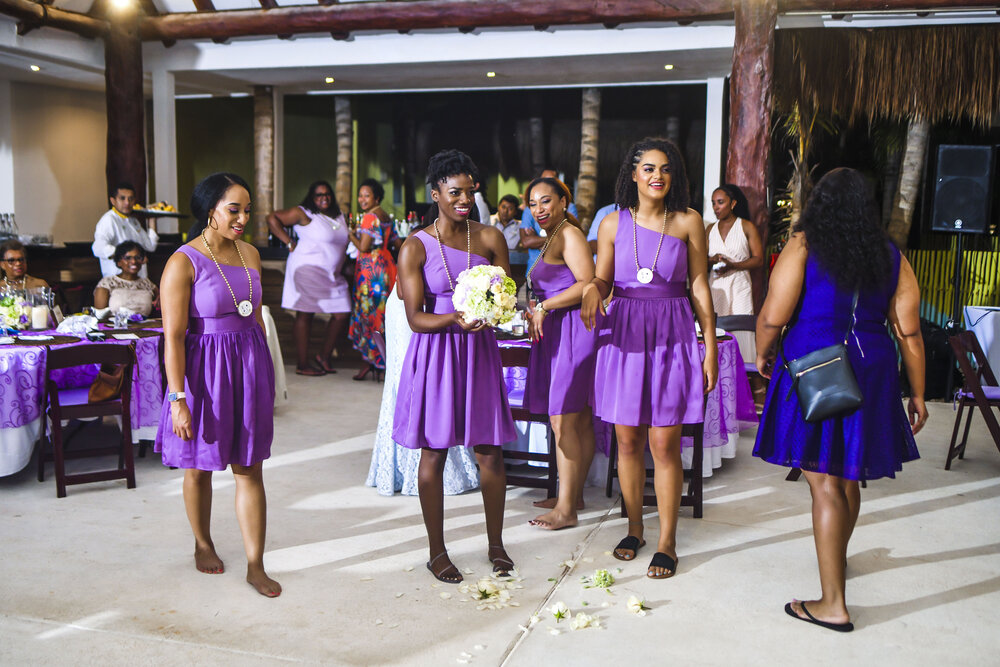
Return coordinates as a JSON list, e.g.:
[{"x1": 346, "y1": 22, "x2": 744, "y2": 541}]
[
  {"x1": 335, "y1": 96, "x2": 353, "y2": 217},
  {"x1": 887, "y1": 116, "x2": 930, "y2": 249},
  {"x1": 577, "y1": 87, "x2": 601, "y2": 233},
  {"x1": 252, "y1": 85, "x2": 274, "y2": 246}
]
